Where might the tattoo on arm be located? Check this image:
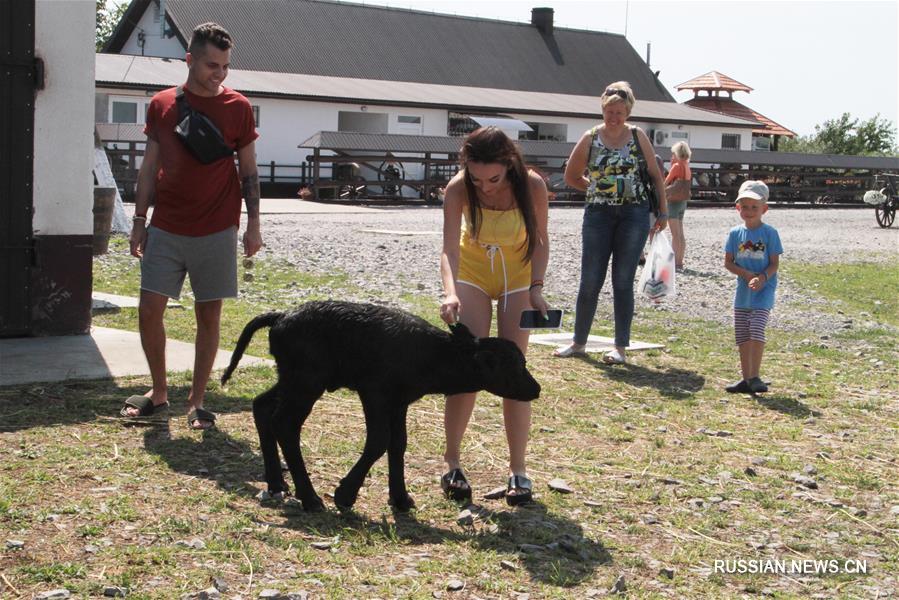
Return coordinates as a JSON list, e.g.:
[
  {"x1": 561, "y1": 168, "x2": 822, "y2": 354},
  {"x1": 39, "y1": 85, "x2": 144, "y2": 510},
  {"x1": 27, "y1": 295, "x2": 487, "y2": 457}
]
[{"x1": 241, "y1": 173, "x2": 260, "y2": 218}]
